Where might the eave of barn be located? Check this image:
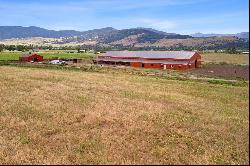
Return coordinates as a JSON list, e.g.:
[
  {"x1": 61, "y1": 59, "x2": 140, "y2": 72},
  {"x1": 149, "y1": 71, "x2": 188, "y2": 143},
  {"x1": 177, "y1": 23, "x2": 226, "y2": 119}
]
[
  {"x1": 97, "y1": 57, "x2": 192, "y2": 65},
  {"x1": 102, "y1": 51, "x2": 196, "y2": 59}
]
